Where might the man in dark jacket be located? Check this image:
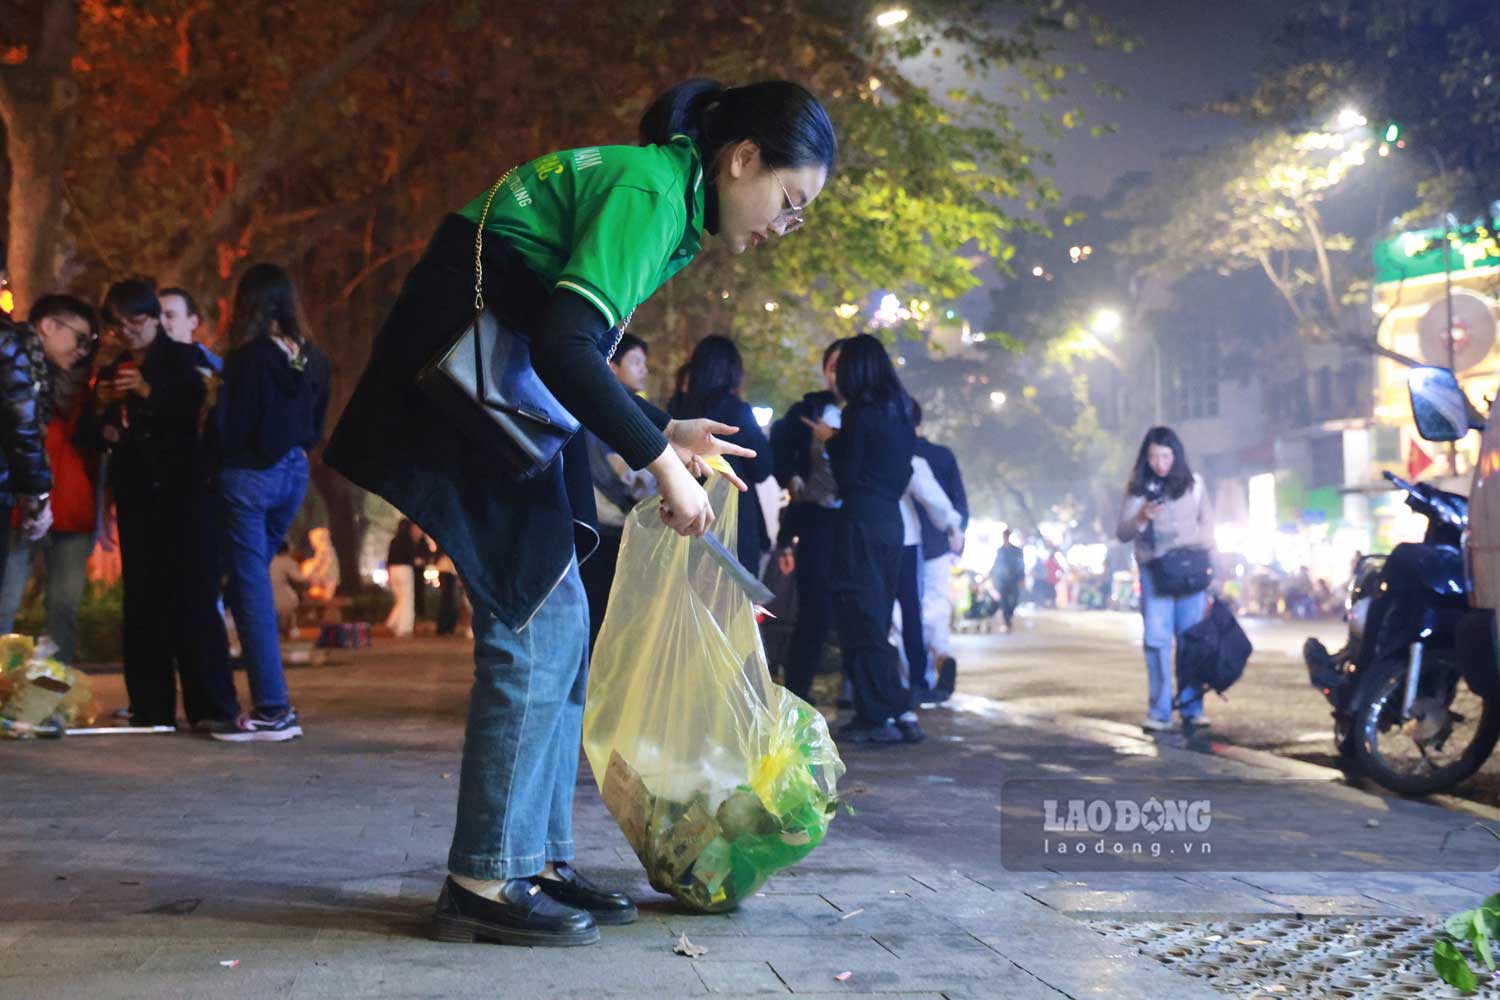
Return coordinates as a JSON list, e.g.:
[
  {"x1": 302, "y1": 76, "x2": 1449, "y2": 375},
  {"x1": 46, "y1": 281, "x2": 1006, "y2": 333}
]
[
  {"x1": 0, "y1": 310, "x2": 56, "y2": 573},
  {"x1": 93, "y1": 280, "x2": 238, "y2": 730},
  {"x1": 768, "y1": 339, "x2": 846, "y2": 700},
  {"x1": 991, "y1": 528, "x2": 1026, "y2": 631},
  {"x1": 912, "y1": 404, "x2": 968, "y2": 699}
]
